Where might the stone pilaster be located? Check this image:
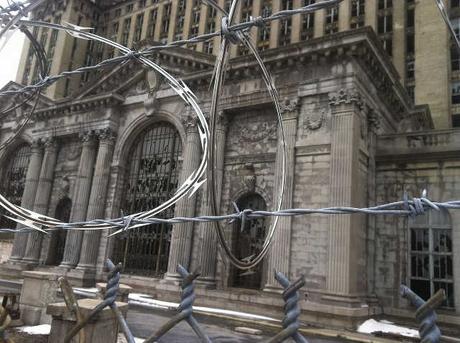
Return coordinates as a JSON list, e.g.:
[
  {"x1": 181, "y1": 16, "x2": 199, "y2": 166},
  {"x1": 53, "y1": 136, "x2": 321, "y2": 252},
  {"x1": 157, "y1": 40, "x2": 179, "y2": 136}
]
[
  {"x1": 22, "y1": 138, "x2": 59, "y2": 264},
  {"x1": 59, "y1": 131, "x2": 97, "y2": 269},
  {"x1": 324, "y1": 88, "x2": 367, "y2": 302},
  {"x1": 264, "y1": 99, "x2": 299, "y2": 291},
  {"x1": 9, "y1": 140, "x2": 44, "y2": 262},
  {"x1": 165, "y1": 114, "x2": 201, "y2": 280},
  {"x1": 76, "y1": 128, "x2": 116, "y2": 271},
  {"x1": 197, "y1": 112, "x2": 228, "y2": 287}
]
